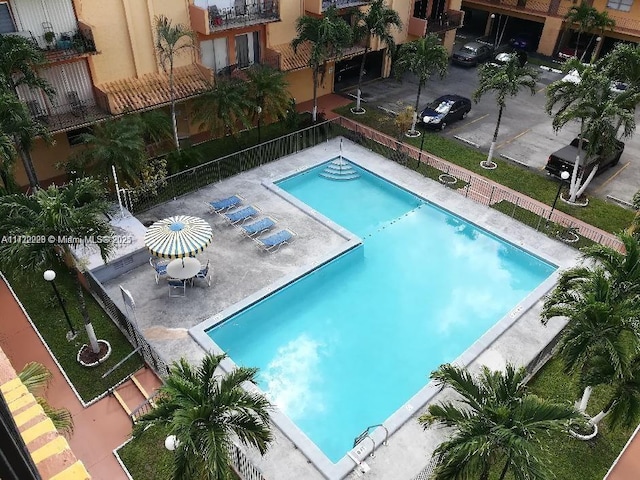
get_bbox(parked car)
[546,137,624,179]
[561,69,629,94]
[491,50,528,67]
[558,39,589,60]
[452,42,493,67]
[419,94,472,130]
[509,33,536,51]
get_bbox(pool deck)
[103,137,580,480]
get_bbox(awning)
[269,42,366,72]
[95,64,211,114]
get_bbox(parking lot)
[343,40,640,205]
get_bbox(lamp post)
[547,170,570,225]
[43,270,77,341]
[256,106,262,144]
[490,14,498,50]
[418,131,426,167]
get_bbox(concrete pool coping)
[102,137,581,480]
[189,153,567,480]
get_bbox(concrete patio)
[101,137,580,480]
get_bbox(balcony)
[25,98,110,133]
[189,1,279,35]
[462,0,555,16]
[322,0,370,9]
[303,0,369,15]
[409,9,464,37]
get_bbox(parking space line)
[594,162,630,193]
[496,128,531,150]
[448,113,489,134]
[536,86,547,94]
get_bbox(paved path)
[0,277,161,480]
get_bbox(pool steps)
[320,158,361,181]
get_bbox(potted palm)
[43,31,56,50]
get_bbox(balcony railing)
[41,25,98,63]
[409,9,464,37]
[190,2,279,34]
[212,1,279,32]
[25,99,110,133]
[322,0,370,9]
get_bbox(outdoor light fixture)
[256,106,263,143]
[547,170,570,224]
[165,435,180,451]
[43,270,77,341]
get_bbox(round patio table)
[166,257,201,280]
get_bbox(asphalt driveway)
[341,46,640,205]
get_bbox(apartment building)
[460,0,640,58]
[2,0,466,188]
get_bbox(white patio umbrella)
[144,215,213,259]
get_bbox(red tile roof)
[269,42,365,72]
[96,64,210,114]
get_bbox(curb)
[539,65,563,74]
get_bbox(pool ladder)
[352,424,389,458]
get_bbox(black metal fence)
[83,271,170,379]
[209,1,279,30]
[122,119,338,214]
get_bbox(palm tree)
[630,190,640,237]
[0,34,55,188]
[0,91,49,192]
[134,353,273,480]
[546,60,637,202]
[351,0,402,114]
[585,11,615,63]
[563,2,598,59]
[193,78,253,139]
[420,363,581,480]
[245,65,291,141]
[0,178,115,354]
[583,352,640,429]
[69,116,148,186]
[603,42,640,91]
[473,57,538,169]
[393,35,449,136]
[154,15,195,151]
[291,6,353,122]
[18,362,73,436]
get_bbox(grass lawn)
[524,357,636,480]
[6,265,143,402]
[118,424,174,480]
[334,104,635,235]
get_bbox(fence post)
[488,185,495,204]
[511,197,519,217]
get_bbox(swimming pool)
[206,159,556,466]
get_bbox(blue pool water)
[208,160,556,463]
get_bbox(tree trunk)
[484,105,503,165]
[575,31,582,58]
[14,136,39,189]
[591,409,610,426]
[575,164,598,198]
[312,65,319,123]
[578,386,592,413]
[169,58,180,151]
[73,278,99,353]
[355,43,370,112]
[498,454,512,480]
[411,81,423,134]
[569,120,584,202]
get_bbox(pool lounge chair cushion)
[224,205,259,225]
[240,217,276,237]
[207,195,243,213]
[255,229,295,252]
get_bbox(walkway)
[605,424,640,480]
[296,93,352,120]
[0,277,161,480]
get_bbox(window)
[607,0,633,11]
[0,2,16,33]
[200,37,229,73]
[235,31,260,68]
[66,126,93,146]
